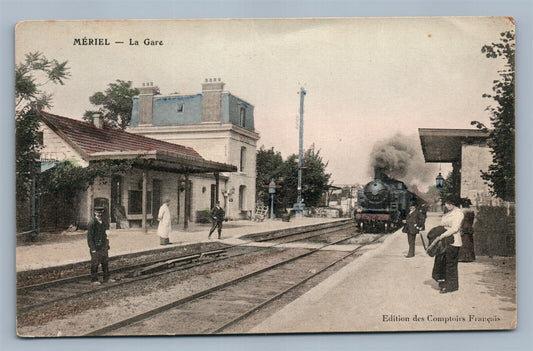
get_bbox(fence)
[471,195,515,257]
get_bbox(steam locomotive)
[355,168,424,232]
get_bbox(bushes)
[473,206,515,256]
[196,209,211,223]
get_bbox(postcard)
[15,17,516,336]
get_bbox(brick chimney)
[92,113,104,129]
[138,82,158,125]
[201,78,224,123]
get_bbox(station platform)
[15,216,345,273]
[249,212,516,332]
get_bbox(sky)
[15,17,512,189]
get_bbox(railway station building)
[34,111,237,232]
[418,128,515,256]
[127,79,260,222]
[418,128,492,205]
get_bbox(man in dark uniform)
[402,204,425,258]
[208,202,225,240]
[87,207,114,285]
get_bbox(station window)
[239,106,246,127]
[239,185,246,211]
[210,184,217,209]
[128,190,152,215]
[240,146,246,172]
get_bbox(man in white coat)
[157,199,172,245]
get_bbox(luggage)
[426,226,454,257]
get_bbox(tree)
[15,52,70,200]
[255,146,284,206]
[472,31,515,202]
[298,145,331,206]
[83,80,142,130]
[256,144,331,211]
[438,172,460,205]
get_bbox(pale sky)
[15,17,513,189]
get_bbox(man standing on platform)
[402,204,425,258]
[208,201,225,239]
[87,207,114,285]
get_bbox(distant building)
[128,79,260,220]
[419,128,515,258]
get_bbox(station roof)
[418,128,490,163]
[39,111,237,174]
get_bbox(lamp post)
[269,179,277,220]
[295,86,306,215]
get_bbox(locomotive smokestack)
[374,167,384,180]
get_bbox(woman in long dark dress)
[458,209,476,262]
[431,199,464,294]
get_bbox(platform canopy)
[418,128,490,163]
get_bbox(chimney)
[138,82,158,125]
[92,113,104,129]
[374,167,384,180]
[201,78,224,123]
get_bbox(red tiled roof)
[39,111,203,159]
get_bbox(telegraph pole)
[296,86,306,214]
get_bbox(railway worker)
[208,201,225,240]
[430,198,464,294]
[157,199,172,245]
[402,204,424,258]
[87,207,114,285]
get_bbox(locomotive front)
[355,178,394,231]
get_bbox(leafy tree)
[438,172,460,206]
[83,80,142,130]
[298,145,331,206]
[255,146,284,206]
[39,159,136,228]
[471,31,515,202]
[15,52,70,200]
[279,154,299,209]
[40,159,136,197]
[256,144,331,212]
[438,171,472,209]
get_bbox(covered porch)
[88,150,237,232]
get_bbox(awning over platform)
[89,150,237,174]
[418,128,489,163]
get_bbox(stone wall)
[460,143,492,200]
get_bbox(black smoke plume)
[369,133,438,188]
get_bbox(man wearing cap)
[87,207,114,285]
[402,204,425,258]
[208,201,225,240]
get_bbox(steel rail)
[211,233,386,334]
[18,222,354,315]
[18,221,352,290]
[83,230,368,336]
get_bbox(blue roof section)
[153,94,202,126]
[130,92,255,131]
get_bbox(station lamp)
[435,172,445,189]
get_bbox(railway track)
[84,232,386,336]
[17,221,355,316]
